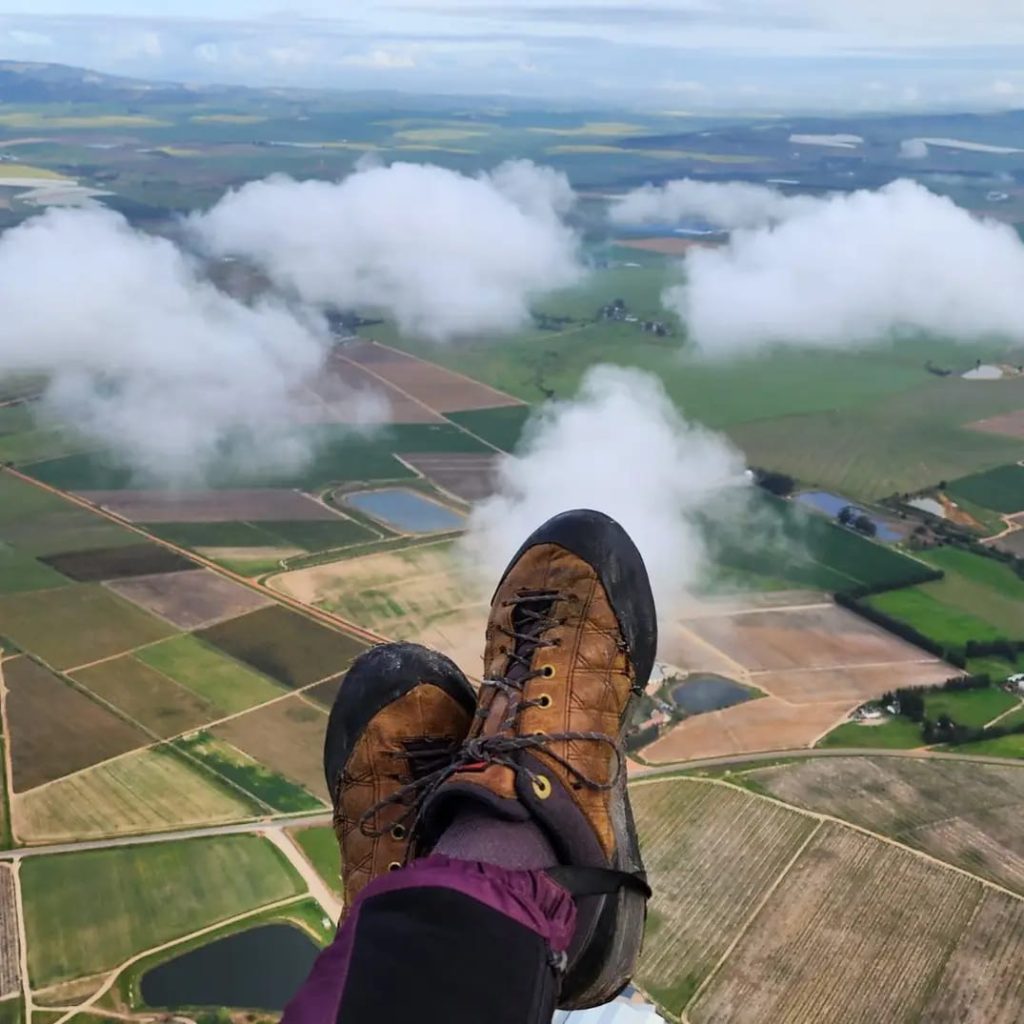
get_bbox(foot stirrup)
[547,866,651,900]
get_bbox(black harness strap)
[547,865,652,900]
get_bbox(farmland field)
[868,587,1003,646]
[632,780,817,1014]
[0,506,138,557]
[135,634,287,714]
[72,656,218,738]
[390,452,499,503]
[0,585,175,670]
[445,406,531,452]
[289,825,341,895]
[0,866,19,998]
[175,732,323,813]
[13,746,258,842]
[20,835,303,985]
[5,657,148,790]
[0,546,68,594]
[817,717,924,749]
[747,756,1024,894]
[38,544,193,582]
[196,605,368,688]
[106,569,273,629]
[211,695,330,803]
[948,463,1024,514]
[82,488,341,523]
[921,890,1024,1023]
[269,541,488,677]
[923,685,1018,727]
[690,825,980,1024]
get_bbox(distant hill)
[0,60,197,103]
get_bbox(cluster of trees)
[837,504,878,538]
[751,467,795,497]
[924,715,1024,747]
[879,675,990,724]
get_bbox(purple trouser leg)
[283,855,577,1024]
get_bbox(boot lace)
[355,588,627,840]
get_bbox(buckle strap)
[546,865,652,900]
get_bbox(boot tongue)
[479,591,555,738]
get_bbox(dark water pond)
[671,675,754,714]
[140,924,320,1011]
[345,487,465,533]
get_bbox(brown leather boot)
[418,509,657,1010]
[324,642,475,912]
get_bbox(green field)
[176,732,323,813]
[868,587,1003,647]
[0,739,10,849]
[23,424,492,492]
[136,635,287,715]
[21,835,304,985]
[148,518,377,554]
[924,687,1019,728]
[0,473,69,523]
[291,825,341,895]
[951,731,1024,758]
[0,585,176,669]
[968,653,1024,680]
[705,492,936,593]
[948,463,1024,514]
[817,718,924,750]
[0,1000,21,1024]
[866,547,1024,649]
[444,406,531,452]
[0,545,69,594]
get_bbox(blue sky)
[2,1,1024,110]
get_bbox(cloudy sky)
[3,1,1024,110]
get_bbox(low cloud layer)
[460,365,749,617]
[191,159,583,340]
[658,178,1024,353]
[0,206,381,483]
[611,178,820,230]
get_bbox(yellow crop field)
[0,164,69,180]
[0,113,167,129]
[14,746,257,842]
[191,114,268,123]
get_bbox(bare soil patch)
[5,656,148,791]
[686,604,938,672]
[311,353,442,424]
[988,528,1024,557]
[753,661,954,705]
[212,695,329,803]
[399,452,500,503]
[106,569,272,629]
[81,488,339,523]
[616,237,716,255]
[967,409,1024,438]
[644,697,850,763]
[345,340,523,413]
[39,543,193,582]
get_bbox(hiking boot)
[419,509,657,1010]
[324,642,476,911]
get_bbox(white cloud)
[190,160,583,340]
[665,179,1024,354]
[460,364,749,617]
[341,48,416,70]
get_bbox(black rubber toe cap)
[498,509,657,690]
[323,642,476,802]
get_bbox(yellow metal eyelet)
[532,774,552,800]
[540,664,556,679]
[391,824,407,840]
[536,694,553,709]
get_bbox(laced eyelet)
[536,693,553,709]
[532,774,552,800]
[391,824,407,840]
[387,861,403,872]
[540,665,556,679]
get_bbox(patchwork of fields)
[647,599,955,763]
[633,768,1024,1023]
